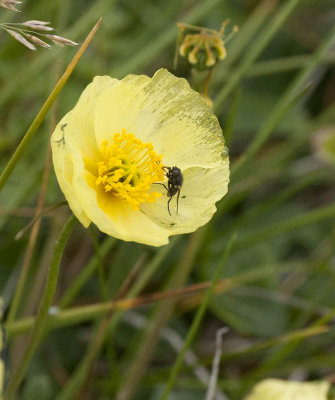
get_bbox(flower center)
[96,129,164,210]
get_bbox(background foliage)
[1,0,335,399]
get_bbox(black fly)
[155,166,183,216]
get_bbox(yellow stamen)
[96,129,164,210]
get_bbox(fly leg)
[176,188,181,215]
[167,196,172,216]
[153,182,168,191]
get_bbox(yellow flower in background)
[245,379,330,400]
[51,69,229,246]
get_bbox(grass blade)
[0,18,102,192]
[5,214,77,400]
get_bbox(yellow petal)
[140,161,229,234]
[93,74,152,145]
[245,379,330,400]
[51,131,90,227]
[94,69,226,169]
[51,76,118,227]
[52,75,118,161]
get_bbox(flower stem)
[5,214,77,400]
[201,67,214,99]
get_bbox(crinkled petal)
[94,69,226,169]
[140,160,229,234]
[93,75,152,145]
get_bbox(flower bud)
[179,31,226,71]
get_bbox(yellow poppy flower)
[245,379,330,400]
[51,69,229,246]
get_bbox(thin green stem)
[5,214,77,400]
[14,200,67,241]
[246,52,335,77]
[201,68,214,98]
[235,202,335,251]
[0,23,51,38]
[0,18,102,192]
[161,233,236,400]
[176,22,219,35]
